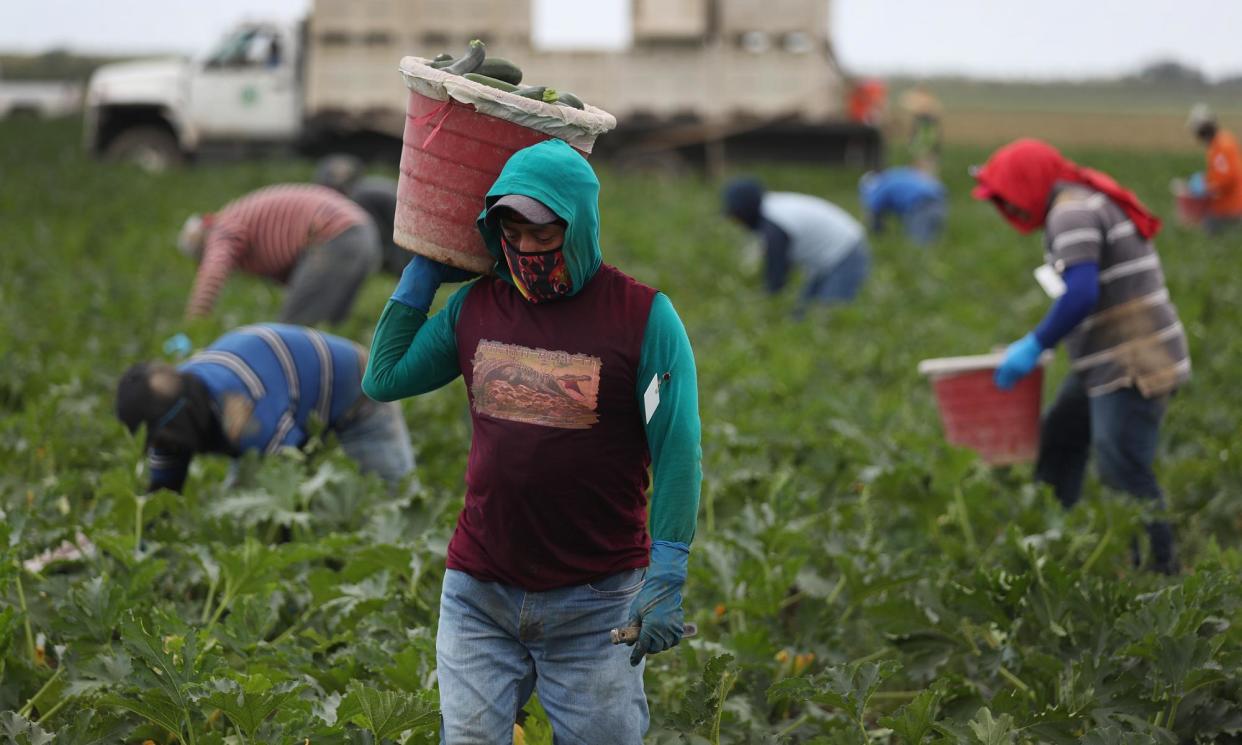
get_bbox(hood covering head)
[476,139,602,295]
[722,178,765,230]
[971,138,1161,238]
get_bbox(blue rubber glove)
[1188,171,1208,198]
[994,333,1043,390]
[391,255,477,313]
[626,540,688,666]
[162,332,192,359]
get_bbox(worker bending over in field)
[974,139,1189,575]
[116,323,413,492]
[177,184,381,325]
[723,178,870,318]
[363,139,701,743]
[859,166,948,246]
[1184,104,1242,234]
[315,154,409,276]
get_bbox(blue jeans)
[798,239,870,315]
[436,567,648,744]
[334,396,415,484]
[1034,374,1175,571]
[904,199,946,246]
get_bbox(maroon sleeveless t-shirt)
[447,264,659,590]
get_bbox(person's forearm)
[362,301,430,401]
[1033,262,1099,348]
[148,452,189,493]
[648,417,701,545]
[362,297,464,401]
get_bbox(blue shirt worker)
[115,324,414,491]
[859,167,948,246]
[723,179,870,317]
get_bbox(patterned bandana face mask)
[501,238,573,303]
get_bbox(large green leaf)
[51,710,128,745]
[102,690,188,742]
[967,707,1015,745]
[191,675,302,740]
[337,680,439,741]
[0,712,54,745]
[879,681,946,744]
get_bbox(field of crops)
[2,117,1240,743]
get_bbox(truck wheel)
[104,127,183,173]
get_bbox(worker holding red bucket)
[972,139,1191,575]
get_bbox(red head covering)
[971,138,1161,238]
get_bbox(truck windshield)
[204,27,260,67]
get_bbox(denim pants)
[436,567,648,745]
[903,199,946,246]
[798,238,870,315]
[279,222,382,325]
[1034,374,1175,570]
[334,395,415,484]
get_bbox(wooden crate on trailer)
[717,0,829,35]
[634,0,710,41]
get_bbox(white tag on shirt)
[643,374,661,424]
[1034,263,1066,299]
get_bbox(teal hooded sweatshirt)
[363,139,701,553]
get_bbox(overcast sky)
[4,0,1242,80]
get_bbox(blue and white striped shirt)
[148,324,367,491]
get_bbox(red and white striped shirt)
[186,184,370,317]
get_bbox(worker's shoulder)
[1046,187,1112,233]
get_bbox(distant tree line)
[0,50,135,82]
[1128,59,1242,88]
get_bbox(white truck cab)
[85,21,302,170]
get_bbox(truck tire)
[104,127,183,173]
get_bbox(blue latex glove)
[162,332,192,359]
[1188,171,1208,198]
[391,255,477,313]
[994,333,1043,390]
[626,540,689,666]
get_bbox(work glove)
[626,540,688,666]
[391,255,477,313]
[162,332,193,359]
[1188,171,1208,198]
[994,332,1043,390]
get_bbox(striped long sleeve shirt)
[1044,185,1191,398]
[148,324,369,492]
[186,185,370,317]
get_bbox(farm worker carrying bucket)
[971,138,1190,575]
[1175,103,1242,234]
[362,139,702,741]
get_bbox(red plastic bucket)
[394,92,560,273]
[918,354,1045,465]
[1174,193,1207,227]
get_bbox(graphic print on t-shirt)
[470,340,602,429]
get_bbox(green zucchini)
[555,91,585,110]
[430,58,456,69]
[443,40,486,75]
[513,85,548,101]
[477,58,523,85]
[432,52,454,62]
[465,73,518,93]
